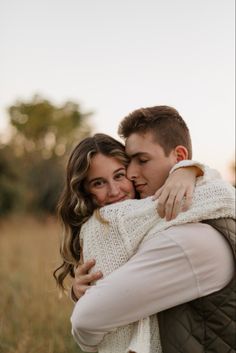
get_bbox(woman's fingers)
[157,184,181,219]
[156,184,194,221]
[156,186,170,218]
[165,188,182,221]
[154,166,197,220]
[182,185,194,212]
[167,187,187,220]
[152,185,164,201]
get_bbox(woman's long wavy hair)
[54,133,130,290]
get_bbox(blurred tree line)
[0,95,92,217]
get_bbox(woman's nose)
[108,183,120,196]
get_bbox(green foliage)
[0,95,93,217]
[25,154,65,214]
[8,94,92,158]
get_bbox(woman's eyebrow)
[113,167,126,174]
[87,177,103,185]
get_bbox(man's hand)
[153,166,201,221]
[72,259,103,300]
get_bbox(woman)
[54,133,234,353]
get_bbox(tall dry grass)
[0,216,83,353]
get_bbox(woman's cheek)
[126,181,136,198]
[92,192,104,207]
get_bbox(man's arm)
[72,260,103,301]
[71,223,234,349]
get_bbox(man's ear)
[174,145,189,162]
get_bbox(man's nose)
[127,162,138,180]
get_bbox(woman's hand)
[153,166,202,221]
[72,259,103,301]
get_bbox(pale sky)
[0,0,235,181]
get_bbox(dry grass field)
[0,216,83,353]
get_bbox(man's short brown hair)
[118,105,192,158]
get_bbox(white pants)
[71,223,234,350]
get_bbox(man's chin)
[139,190,150,199]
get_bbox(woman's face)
[85,153,135,207]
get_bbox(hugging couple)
[54,106,235,353]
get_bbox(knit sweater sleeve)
[108,180,235,257]
[100,197,160,258]
[169,160,221,185]
[146,178,235,238]
[99,176,235,258]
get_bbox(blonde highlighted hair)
[54,133,129,290]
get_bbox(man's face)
[125,132,178,198]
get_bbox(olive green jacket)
[158,218,236,353]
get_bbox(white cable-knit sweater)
[77,167,235,353]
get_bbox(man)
[72,106,235,352]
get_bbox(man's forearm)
[71,223,234,348]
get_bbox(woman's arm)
[153,160,221,221]
[101,197,160,258]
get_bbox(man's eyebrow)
[128,152,149,158]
